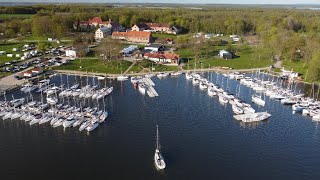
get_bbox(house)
[88,17,103,27]
[146,23,171,33]
[143,52,180,65]
[112,31,152,44]
[111,32,127,40]
[106,22,125,32]
[144,44,165,52]
[95,27,111,40]
[12,48,19,52]
[7,54,13,57]
[0,51,6,55]
[168,25,182,35]
[131,23,149,31]
[219,50,233,60]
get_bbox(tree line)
[1,4,320,81]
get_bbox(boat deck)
[233,112,271,122]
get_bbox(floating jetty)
[147,86,159,97]
[143,77,155,86]
[233,112,271,122]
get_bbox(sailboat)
[154,125,166,170]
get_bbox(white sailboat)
[154,125,166,170]
[252,94,265,106]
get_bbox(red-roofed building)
[146,23,170,32]
[143,52,180,65]
[88,17,103,26]
[112,31,152,43]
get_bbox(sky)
[2,0,320,4]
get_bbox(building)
[95,27,111,40]
[146,23,171,33]
[144,44,165,52]
[65,47,89,58]
[131,23,150,31]
[168,26,182,35]
[88,17,103,27]
[112,31,152,44]
[143,52,180,65]
[219,50,233,60]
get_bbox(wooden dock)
[147,86,159,97]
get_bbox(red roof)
[146,23,170,28]
[126,31,151,38]
[88,17,103,24]
[144,52,179,60]
[112,31,151,39]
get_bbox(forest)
[1,4,320,81]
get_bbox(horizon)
[1,0,320,5]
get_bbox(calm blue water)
[0,73,320,180]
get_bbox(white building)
[95,27,111,40]
[144,44,164,52]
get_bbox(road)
[54,66,271,77]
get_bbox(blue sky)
[2,0,320,4]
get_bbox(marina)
[1,71,320,179]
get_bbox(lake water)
[1,73,320,180]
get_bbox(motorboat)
[138,83,147,95]
[252,95,265,106]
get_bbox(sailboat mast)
[156,125,159,150]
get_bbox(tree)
[307,50,320,82]
[4,29,15,38]
[95,37,121,63]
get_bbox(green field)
[282,60,309,78]
[0,43,26,64]
[179,45,273,70]
[152,33,177,40]
[53,59,133,74]
[128,60,179,73]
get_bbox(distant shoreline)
[1,2,320,9]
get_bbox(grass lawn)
[180,45,273,70]
[129,60,179,73]
[0,43,26,64]
[53,59,133,74]
[282,60,309,78]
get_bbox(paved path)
[123,61,137,74]
[55,67,271,77]
[274,60,283,68]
